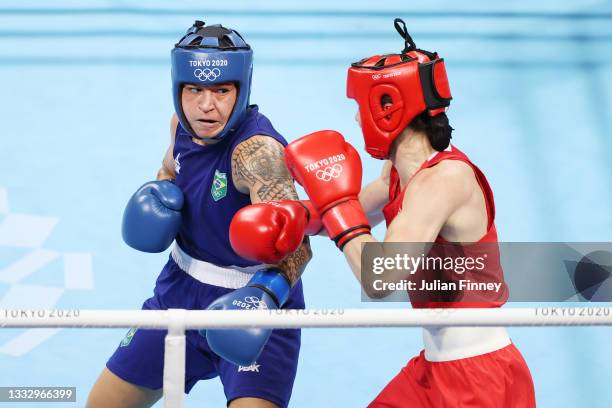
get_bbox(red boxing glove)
[284,130,370,249]
[230,200,322,264]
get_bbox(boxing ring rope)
[2,307,611,407]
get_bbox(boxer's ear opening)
[381,94,393,107]
[371,85,403,131]
[381,94,394,120]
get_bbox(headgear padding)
[171,21,253,142]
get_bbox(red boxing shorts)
[368,344,535,408]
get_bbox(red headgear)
[347,19,452,159]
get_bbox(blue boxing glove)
[203,268,290,366]
[122,180,184,253]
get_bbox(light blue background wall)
[1,1,611,406]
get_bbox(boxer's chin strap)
[394,18,416,53]
[188,128,225,145]
[196,138,222,145]
[177,110,225,145]
[179,106,241,146]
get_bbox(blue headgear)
[171,20,253,142]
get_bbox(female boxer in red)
[229,18,536,407]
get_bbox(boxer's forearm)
[359,160,391,227]
[359,179,388,227]
[231,135,313,286]
[342,234,366,282]
[159,119,178,181]
[342,234,389,298]
[277,239,312,285]
[156,166,175,181]
[343,234,433,299]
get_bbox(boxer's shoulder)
[424,158,474,181]
[406,160,475,208]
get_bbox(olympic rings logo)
[316,164,343,182]
[193,68,221,81]
[244,296,268,310]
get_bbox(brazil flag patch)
[120,327,138,347]
[211,170,228,201]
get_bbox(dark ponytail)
[408,112,453,151]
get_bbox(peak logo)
[238,363,261,373]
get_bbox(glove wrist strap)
[322,200,371,249]
[334,227,371,250]
[248,268,291,306]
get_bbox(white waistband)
[171,244,266,289]
[423,326,511,362]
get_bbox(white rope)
[2,307,610,407]
[0,307,611,328]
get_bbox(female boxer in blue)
[86,21,311,408]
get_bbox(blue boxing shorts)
[107,254,304,408]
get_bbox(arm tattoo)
[277,237,312,284]
[232,136,312,285]
[232,137,298,201]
